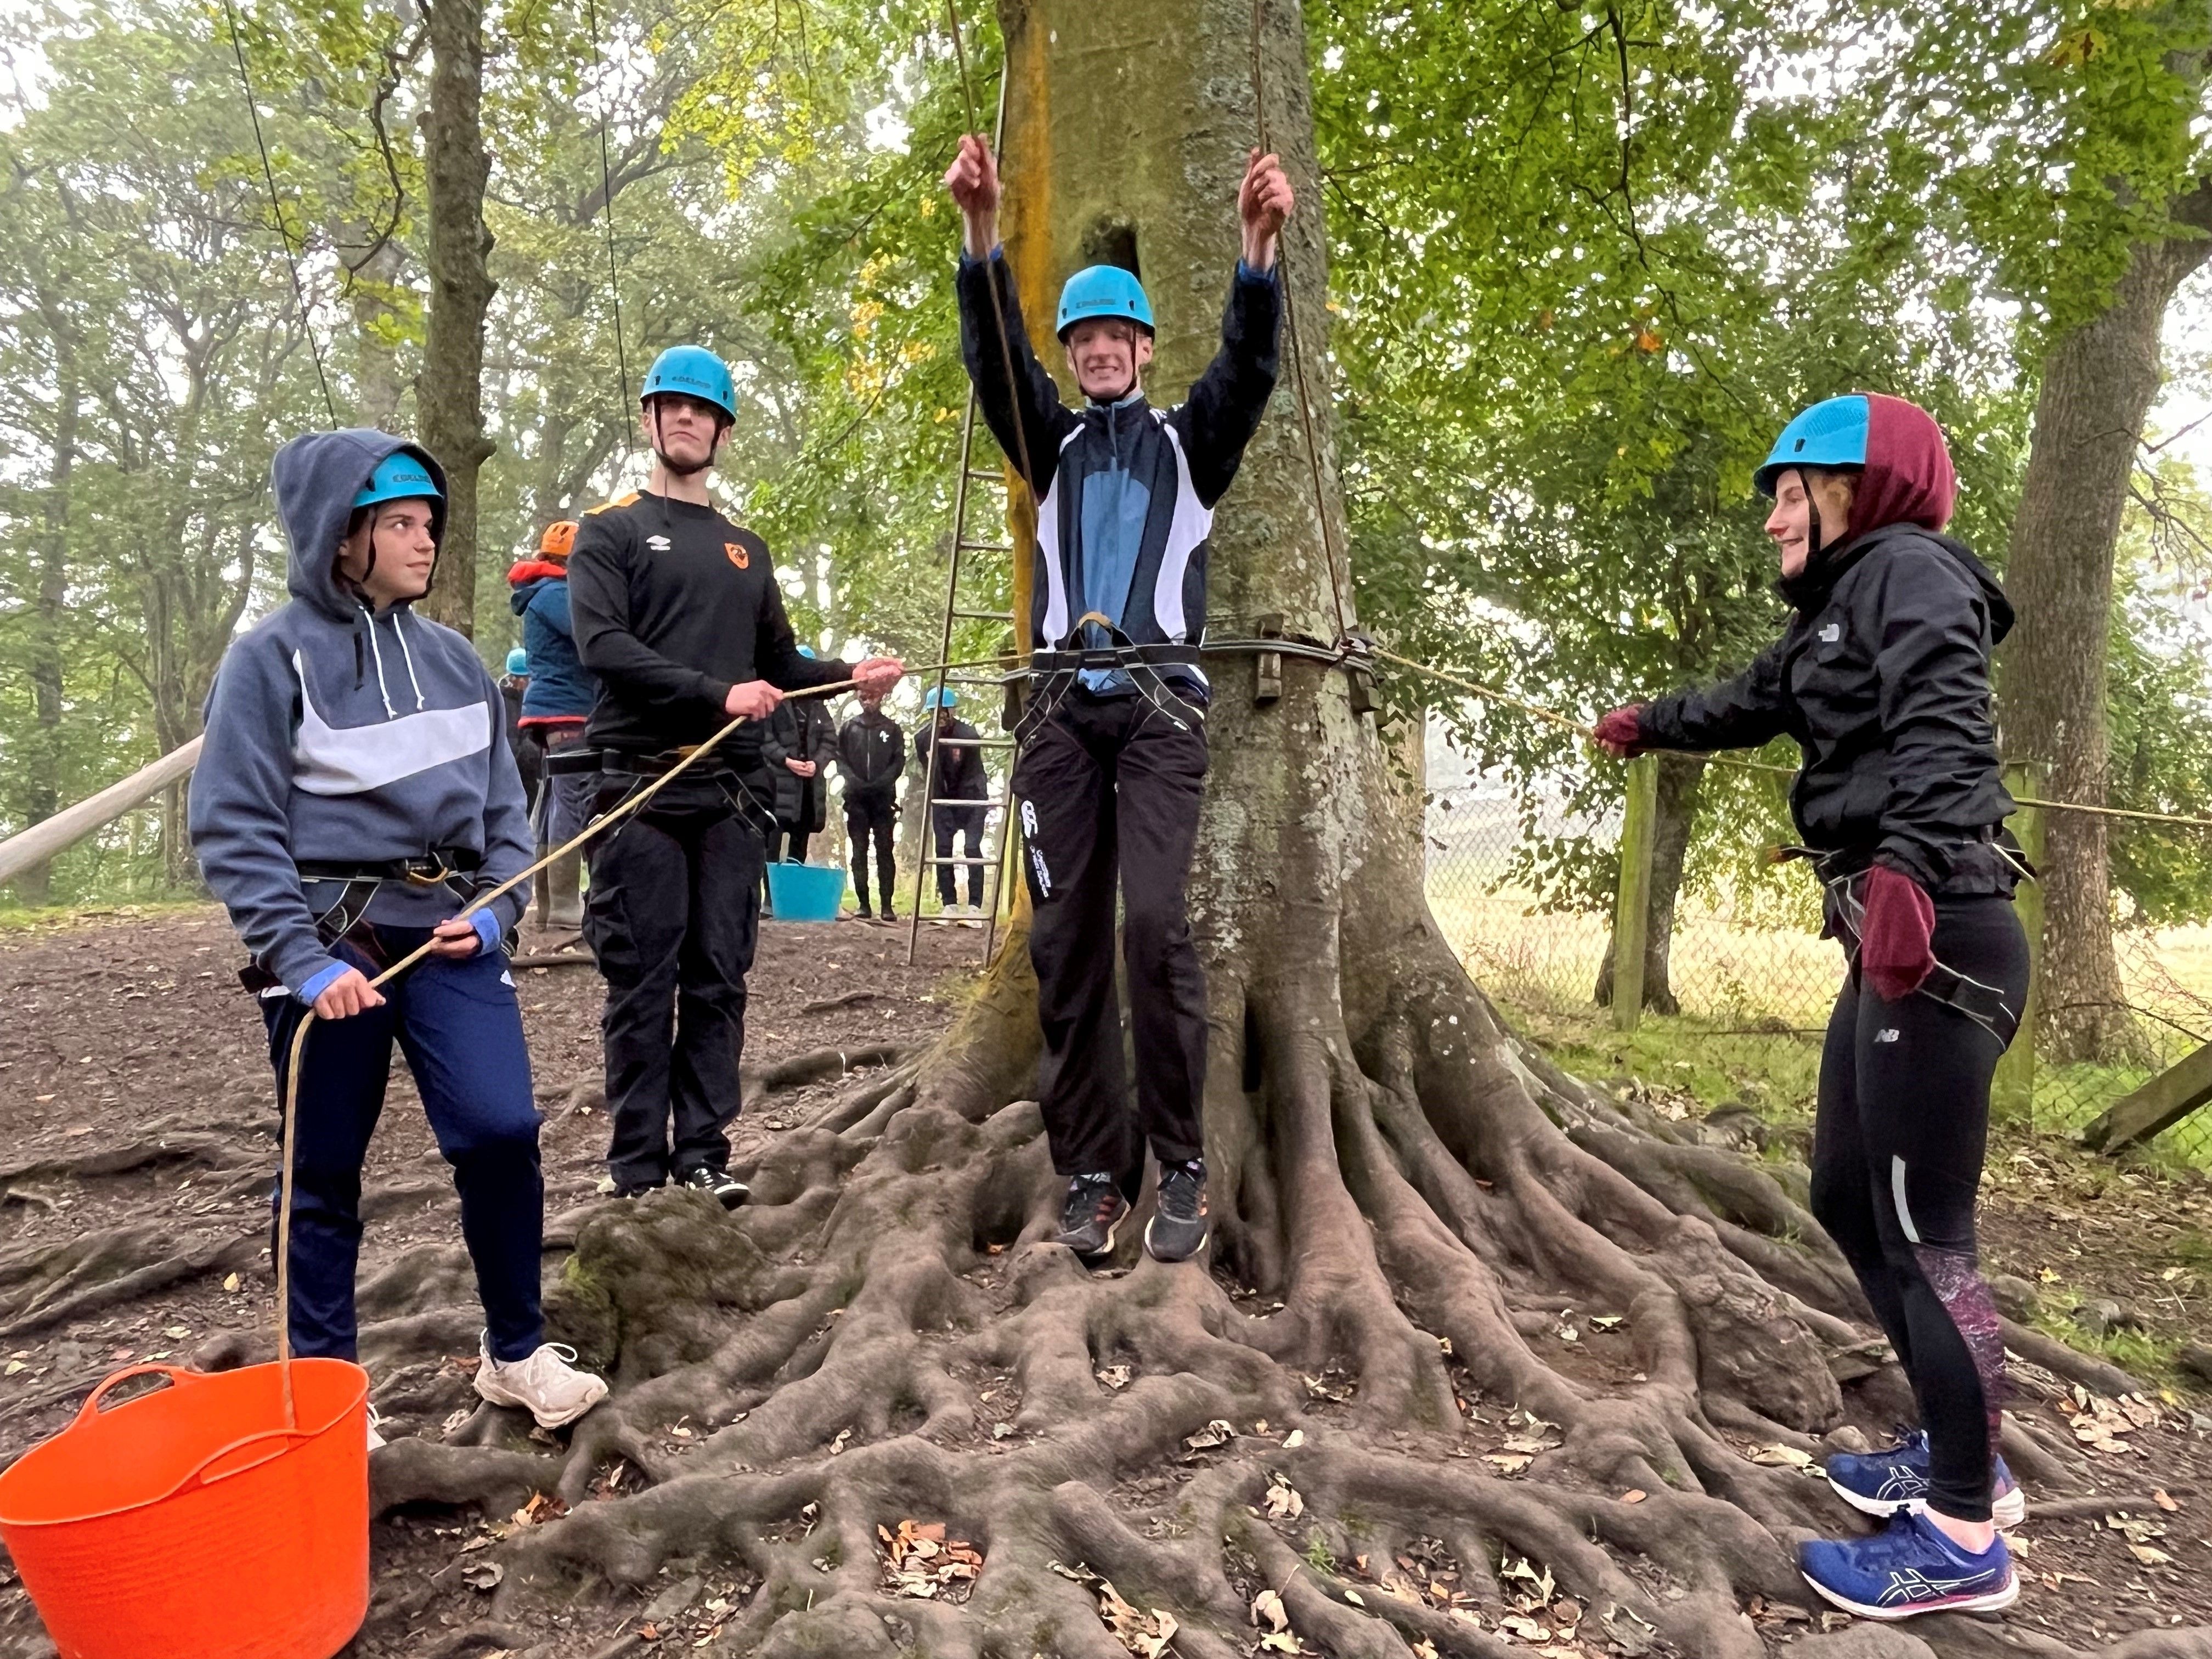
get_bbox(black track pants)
[585,781,764,1190]
[845,791,897,913]
[1013,692,1208,1178]
[934,806,987,907]
[1811,895,2030,1523]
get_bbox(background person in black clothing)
[945,132,1288,1265]
[913,689,988,914]
[837,684,906,921]
[568,345,902,1205]
[762,657,838,868]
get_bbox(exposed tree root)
[314,887,2189,1659]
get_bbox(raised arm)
[1172,149,1290,506]
[946,133,1072,494]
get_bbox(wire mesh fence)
[1420,724,2212,1167]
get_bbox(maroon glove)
[1592,704,1646,758]
[1858,865,1936,1002]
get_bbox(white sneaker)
[473,1334,610,1429]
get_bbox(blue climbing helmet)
[1056,265,1154,340]
[353,450,443,511]
[505,647,529,675]
[923,687,958,709]
[796,644,816,659]
[641,345,737,422]
[1754,395,1870,496]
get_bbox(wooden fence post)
[1612,754,1658,1032]
[1991,760,2046,1125]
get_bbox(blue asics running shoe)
[1800,1511,2018,1620]
[1824,1429,2025,1530]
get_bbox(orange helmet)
[538,520,578,560]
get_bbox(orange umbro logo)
[725,542,749,569]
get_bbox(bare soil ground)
[0,908,2207,1657]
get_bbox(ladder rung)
[955,540,1013,554]
[935,736,1014,748]
[943,674,1007,686]
[930,797,999,808]
[924,856,996,866]
[964,467,1007,482]
[951,609,1013,623]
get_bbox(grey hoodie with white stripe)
[188,429,533,995]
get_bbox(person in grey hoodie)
[189,429,608,1434]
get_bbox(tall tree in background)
[416,0,496,637]
[2002,179,2212,1060]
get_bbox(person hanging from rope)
[568,346,904,1205]
[1594,394,2032,1621]
[837,679,906,922]
[914,688,990,917]
[190,432,609,1435]
[943,132,1291,1262]
[508,520,595,930]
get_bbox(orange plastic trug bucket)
[0,1359,370,1659]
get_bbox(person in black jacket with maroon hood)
[1596,395,2031,1622]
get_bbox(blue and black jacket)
[956,250,1281,698]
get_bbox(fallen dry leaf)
[1252,1588,1289,1631]
[1620,1489,1647,1504]
[1265,1477,1305,1520]
[460,1561,504,1592]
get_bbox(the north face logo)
[1819,623,1841,644]
[726,542,749,569]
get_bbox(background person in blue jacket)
[508,518,594,928]
[189,432,608,1432]
[943,131,1290,1265]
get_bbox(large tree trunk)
[1595,754,1704,1015]
[1998,184,2212,1063]
[10,343,77,907]
[414,0,496,639]
[346,6,2166,1653]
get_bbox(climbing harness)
[1820,862,2023,1050]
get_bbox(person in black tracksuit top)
[1596,394,2031,1619]
[763,691,838,867]
[913,697,990,911]
[944,132,1293,1263]
[568,346,903,1204]
[837,688,906,920]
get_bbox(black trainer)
[679,1165,749,1209]
[1146,1160,1209,1262]
[1054,1172,1128,1257]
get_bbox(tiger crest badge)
[725,541,749,569]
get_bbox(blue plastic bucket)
[766,861,845,922]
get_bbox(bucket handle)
[71,1365,331,1503]
[71,1363,208,1425]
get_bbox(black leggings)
[1810,895,2030,1523]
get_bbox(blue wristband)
[469,910,503,954]
[296,962,348,1006]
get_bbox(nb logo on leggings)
[1875,1028,1900,1043]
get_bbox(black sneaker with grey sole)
[1054,1171,1129,1256]
[679,1165,750,1209]
[1146,1159,1210,1262]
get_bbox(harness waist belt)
[1029,642,1204,674]
[597,746,754,781]
[297,848,483,887]
[544,744,606,776]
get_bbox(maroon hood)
[1844,393,1956,543]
